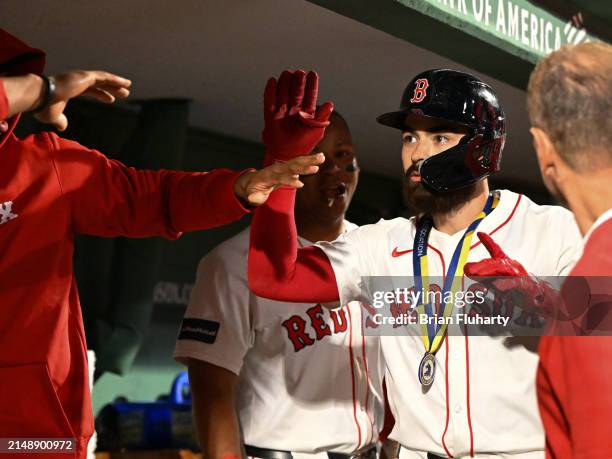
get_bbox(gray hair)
[527,42,612,170]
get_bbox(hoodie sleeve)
[49,134,252,238]
[0,80,9,120]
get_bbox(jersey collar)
[583,207,612,244]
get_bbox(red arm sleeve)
[248,186,339,303]
[0,80,9,120]
[51,134,251,238]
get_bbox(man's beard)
[403,171,478,216]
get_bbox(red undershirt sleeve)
[248,186,340,303]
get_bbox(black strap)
[328,454,352,459]
[33,75,56,113]
[330,448,377,459]
[245,445,376,459]
[244,445,293,459]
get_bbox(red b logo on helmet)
[410,79,429,103]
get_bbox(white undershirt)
[583,207,612,244]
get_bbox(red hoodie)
[0,30,251,458]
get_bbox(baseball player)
[174,110,385,459]
[248,69,583,458]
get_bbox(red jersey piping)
[346,305,363,449]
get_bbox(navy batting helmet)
[377,69,506,192]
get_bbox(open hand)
[34,70,132,131]
[234,153,325,206]
[262,70,334,162]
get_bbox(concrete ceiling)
[3,0,544,190]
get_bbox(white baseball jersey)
[316,190,583,458]
[174,223,385,454]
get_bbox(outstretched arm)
[464,232,589,334]
[52,135,324,238]
[248,70,339,303]
[0,70,131,130]
[249,186,339,303]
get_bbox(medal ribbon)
[412,192,499,355]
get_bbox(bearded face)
[402,164,479,216]
[399,115,480,216]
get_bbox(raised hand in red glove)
[262,70,334,163]
[464,232,557,315]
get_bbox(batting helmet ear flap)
[377,69,506,192]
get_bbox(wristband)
[33,75,56,113]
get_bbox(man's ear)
[530,127,553,161]
[530,127,557,176]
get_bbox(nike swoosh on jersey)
[391,247,412,257]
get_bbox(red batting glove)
[262,70,334,163]
[464,232,557,315]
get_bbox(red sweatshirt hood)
[0,28,46,148]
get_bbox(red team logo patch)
[410,78,429,103]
